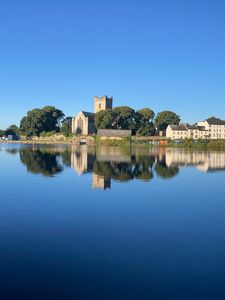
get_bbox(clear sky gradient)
[0,0,224,129]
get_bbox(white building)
[166,117,225,140]
[166,124,209,140]
[197,117,225,139]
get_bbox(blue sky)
[0,0,224,129]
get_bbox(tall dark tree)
[94,110,114,130]
[60,117,72,137]
[154,111,180,131]
[5,124,20,136]
[112,106,136,131]
[20,106,64,137]
[0,129,5,136]
[136,108,155,136]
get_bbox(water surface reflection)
[2,144,225,189]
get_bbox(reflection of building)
[72,96,113,135]
[96,146,131,163]
[165,148,225,172]
[92,174,111,190]
[71,146,225,191]
[71,146,95,175]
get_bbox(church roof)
[80,111,95,121]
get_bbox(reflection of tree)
[155,157,179,179]
[61,149,71,167]
[93,157,155,183]
[5,148,20,155]
[20,148,63,177]
[93,161,112,180]
[111,162,134,181]
[134,156,155,181]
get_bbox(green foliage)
[169,138,225,151]
[60,117,72,137]
[39,131,57,138]
[154,111,180,131]
[5,124,20,136]
[0,129,5,136]
[112,106,136,131]
[136,122,156,136]
[137,108,155,122]
[94,106,156,136]
[94,110,114,130]
[20,106,64,137]
[93,135,101,145]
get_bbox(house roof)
[97,129,132,137]
[186,124,198,130]
[169,125,188,131]
[206,117,225,125]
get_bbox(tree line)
[0,105,180,137]
[95,106,180,135]
[0,106,72,137]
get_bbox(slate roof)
[206,117,225,125]
[169,125,188,131]
[81,111,95,122]
[97,129,132,137]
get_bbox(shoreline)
[1,139,225,151]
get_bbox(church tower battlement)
[94,95,113,113]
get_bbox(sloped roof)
[206,117,225,125]
[81,111,95,122]
[97,129,132,137]
[169,125,188,131]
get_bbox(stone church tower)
[72,95,113,135]
[94,96,113,113]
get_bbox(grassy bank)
[168,139,225,151]
[1,136,225,151]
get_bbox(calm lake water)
[1,143,225,300]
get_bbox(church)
[71,96,113,135]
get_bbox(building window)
[99,104,101,109]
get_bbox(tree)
[20,106,64,137]
[60,117,72,137]
[0,129,5,136]
[137,108,155,122]
[112,106,136,131]
[5,124,20,136]
[137,122,155,136]
[154,111,180,131]
[94,110,114,130]
[136,108,155,136]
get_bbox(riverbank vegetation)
[168,139,225,151]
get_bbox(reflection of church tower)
[94,96,113,113]
[92,173,111,190]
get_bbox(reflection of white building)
[165,148,225,172]
[71,146,88,175]
[71,146,96,175]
